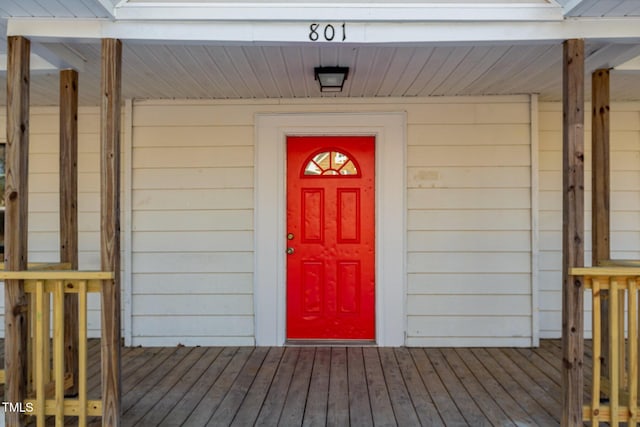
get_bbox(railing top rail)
[570,267,640,277]
[0,271,114,280]
[0,262,72,271]
[599,259,640,268]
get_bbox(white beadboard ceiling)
[1,0,640,105]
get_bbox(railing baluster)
[611,277,620,426]
[592,278,602,425]
[35,280,46,427]
[629,278,638,427]
[54,280,65,425]
[79,280,88,427]
[44,286,51,384]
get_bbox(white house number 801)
[309,23,346,41]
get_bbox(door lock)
[287,233,294,240]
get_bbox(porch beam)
[60,69,79,396]
[592,68,611,381]
[100,38,122,427]
[4,35,31,427]
[562,38,585,427]
[9,17,640,46]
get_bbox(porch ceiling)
[1,0,640,105]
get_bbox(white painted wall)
[537,102,640,339]
[129,96,534,346]
[0,107,106,337]
[2,96,540,347]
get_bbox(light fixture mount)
[314,66,349,93]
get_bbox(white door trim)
[254,112,406,346]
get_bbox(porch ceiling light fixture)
[314,66,349,92]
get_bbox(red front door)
[286,136,375,340]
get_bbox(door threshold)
[285,339,377,347]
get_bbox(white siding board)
[408,295,531,316]
[132,210,253,231]
[408,188,530,209]
[407,146,530,167]
[133,146,253,168]
[408,124,530,146]
[537,101,640,338]
[133,252,253,273]
[132,189,253,210]
[408,166,530,189]
[408,210,531,231]
[408,231,530,252]
[133,126,254,147]
[408,273,531,295]
[133,167,253,190]
[133,294,253,316]
[133,273,253,295]
[407,316,531,338]
[133,231,253,252]
[408,252,531,274]
[132,316,254,337]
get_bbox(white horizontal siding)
[405,98,532,347]
[0,107,110,337]
[130,105,256,346]
[538,102,640,338]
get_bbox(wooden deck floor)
[5,339,592,426]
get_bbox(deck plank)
[363,347,397,426]
[326,347,350,427]
[278,347,315,427]
[302,347,331,427]
[182,346,254,426]
[393,347,444,427]
[207,347,270,426]
[254,347,300,426]
[378,347,422,427]
[125,346,203,424]
[471,348,558,426]
[425,348,491,427]
[454,347,536,426]
[347,347,374,426]
[231,347,285,427]
[409,348,467,426]
[440,348,515,427]
[159,347,238,427]
[486,348,561,422]
[136,347,224,426]
[9,339,600,427]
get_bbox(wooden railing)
[572,265,640,426]
[0,268,113,426]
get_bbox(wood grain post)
[562,38,585,427]
[60,69,79,396]
[100,38,122,427]
[4,35,30,427]
[592,68,611,384]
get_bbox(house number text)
[308,23,346,42]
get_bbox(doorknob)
[287,247,295,255]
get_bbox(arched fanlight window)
[303,150,360,176]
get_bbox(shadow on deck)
[2,339,590,426]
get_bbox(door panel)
[286,136,375,340]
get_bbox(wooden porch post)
[592,68,611,379]
[100,38,122,427]
[60,69,79,396]
[4,35,30,427]
[562,38,585,427]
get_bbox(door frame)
[255,112,406,346]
